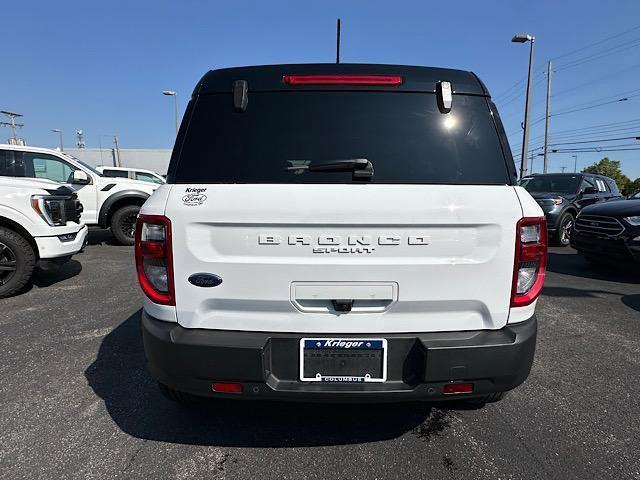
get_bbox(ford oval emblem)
[188,273,223,288]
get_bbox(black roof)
[527,172,607,178]
[194,63,488,97]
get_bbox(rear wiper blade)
[287,158,374,180]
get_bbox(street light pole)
[543,60,552,173]
[512,33,536,179]
[162,90,179,136]
[51,129,63,151]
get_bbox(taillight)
[135,214,174,305]
[282,75,403,86]
[511,217,547,307]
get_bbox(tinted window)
[102,169,129,178]
[135,172,163,184]
[520,175,580,194]
[580,177,596,191]
[173,92,510,184]
[0,150,26,176]
[604,178,619,195]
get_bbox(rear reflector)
[283,75,403,86]
[443,383,474,395]
[212,382,243,394]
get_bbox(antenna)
[336,18,341,64]
[76,129,85,149]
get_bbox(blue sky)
[2,0,640,177]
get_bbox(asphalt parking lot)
[1,231,639,480]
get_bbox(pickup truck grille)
[574,215,624,237]
[64,195,83,224]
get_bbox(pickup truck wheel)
[0,227,36,298]
[110,205,140,246]
[554,212,574,247]
[158,382,199,403]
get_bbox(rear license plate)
[299,338,387,382]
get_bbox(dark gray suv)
[519,173,622,246]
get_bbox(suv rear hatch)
[164,64,522,333]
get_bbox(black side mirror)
[581,186,598,195]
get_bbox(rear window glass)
[102,169,129,178]
[520,175,581,194]
[172,92,510,184]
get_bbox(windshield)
[520,175,580,194]
[171,92,511,184]
[64,155,103,176]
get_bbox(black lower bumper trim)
[142,312,537,402]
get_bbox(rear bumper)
[142,312,537,402]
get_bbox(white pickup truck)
[137,64,546,406]
[0,176,87,297]
[0,145,159,245]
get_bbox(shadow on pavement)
[87,228,119,246]
[547,252,640,284]
[621,294,640,313]
[86,310,434,447]
[33,259,82,288]
[13,259,83,296]
[542,286,620,298]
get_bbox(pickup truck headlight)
[623,216,640,226]
[31,195,67,226]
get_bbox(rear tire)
[110,205,140,246]
[553,212,575,247]
[158,382,199,403]
[0,227,36,298]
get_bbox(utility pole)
[113,135,122,167]
[336,18,341,64]
[530,151,535,174]
[0,111,25,145]
[560,166,567,173]
[542,61,552,174]
[573,154,578,173]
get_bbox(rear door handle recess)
[291,282,398,314]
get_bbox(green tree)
[581,157,630,193]
[625,177,640,197]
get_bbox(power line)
[525,119,640,151]
[550,146,640,153]
[496,76,546,108]
[549,23,640,62]
[540,118,640,137]
[552,96,636,117]
[551,87,640,111]
[548,135,640,147]
[551,62,640,98]
[554,37,640,72]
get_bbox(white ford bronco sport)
[0,145,159,245]
[0,176,87,297]
[137,64,546,405]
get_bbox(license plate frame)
[299,338,388,383]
